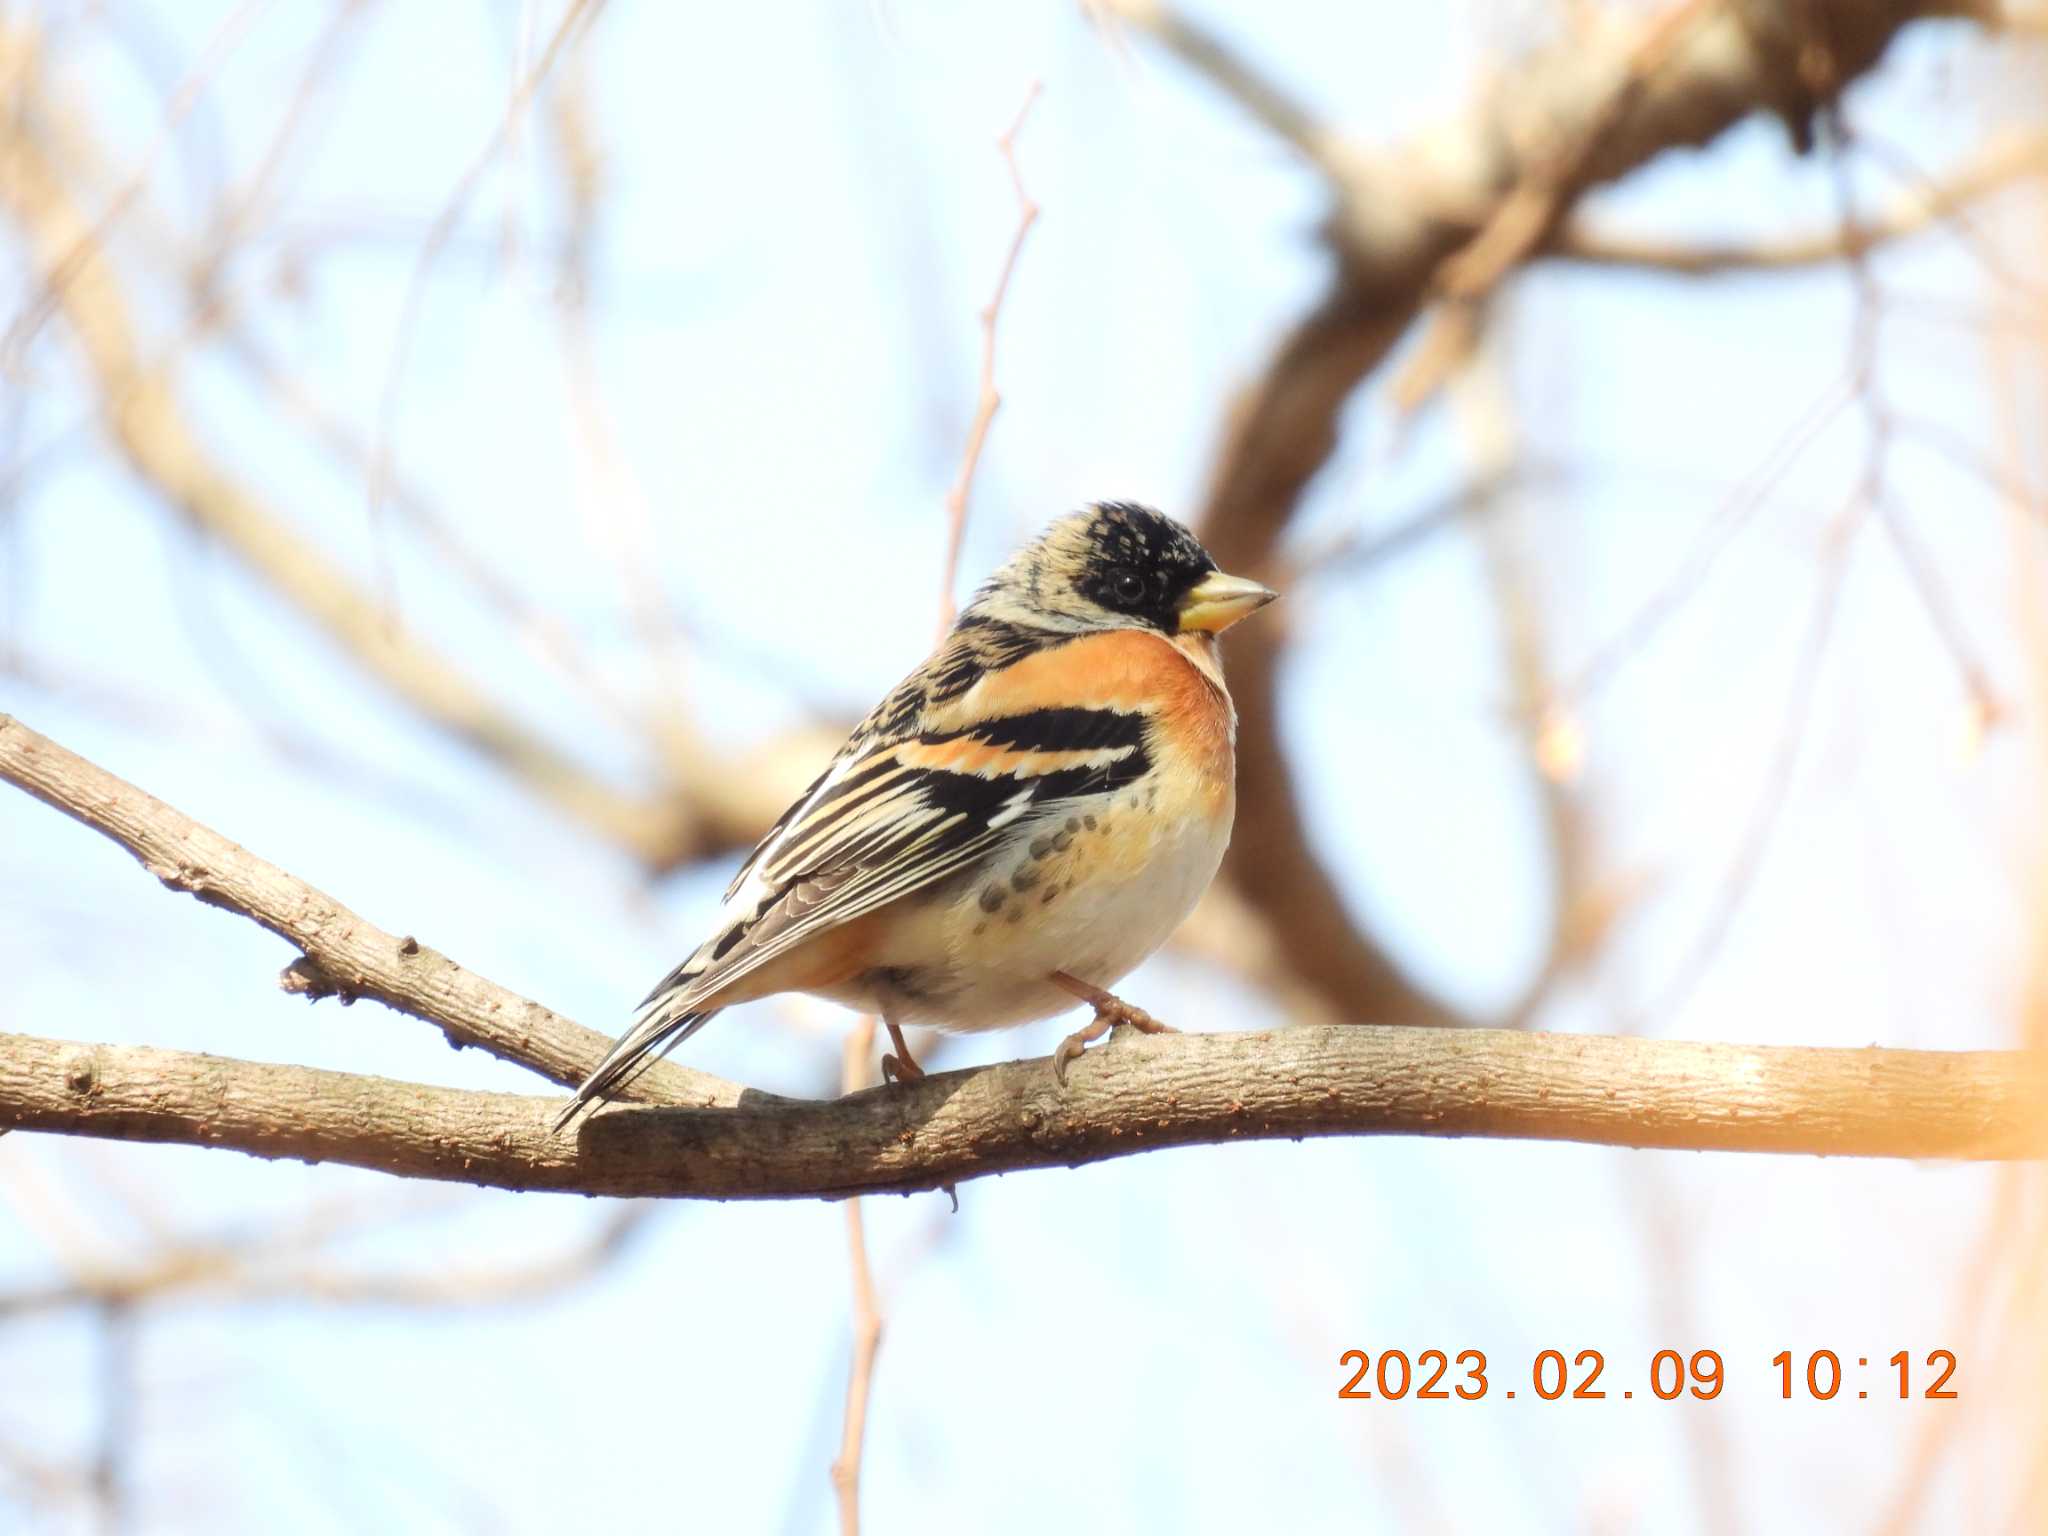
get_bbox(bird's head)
[968,502,1277,639]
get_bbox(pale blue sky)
[3,3,2040,1531]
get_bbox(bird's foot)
[880,1051,925,1085]
[1049,971,1175,1086]
[880,1014,926,1085]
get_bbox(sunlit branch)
[5,716,2045,1204]
[5,1026,2043,1202]
[0,713,746,1110]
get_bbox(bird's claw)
[1051,1025,1100,1087]
[1051,996,1176,1087]
[880,1051,925,1086]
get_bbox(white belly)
[819,776,1234,1031]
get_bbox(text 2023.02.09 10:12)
[1337,1349,1959,1402]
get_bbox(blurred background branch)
[1114,0,2002,1032]
[3,0,2044,1528]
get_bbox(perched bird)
[554,502,1276,1131]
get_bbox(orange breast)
[934,628,1235,808]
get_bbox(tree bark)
[5,711,2043,1200]
[0,712,746,1110]
[5,1026,2042,1202]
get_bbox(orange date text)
[1336,1349,1957,1402]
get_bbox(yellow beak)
[1177,570,1279,634]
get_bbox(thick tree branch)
[1121,0,1995,1029]
[4,1028,2043,1201]
[6,713,2041,1200]
[0,712,747,1109]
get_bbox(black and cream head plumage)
[554,502,1277,1131]
[968,501,1223,636]
[860,503,1234,741]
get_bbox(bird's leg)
[1048,970,1175,1085]
[1050,970,1174,1033]
[879,1004,926,1086]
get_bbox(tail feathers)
[551,1002,718,1134]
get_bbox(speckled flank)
[814,624,1238,1032]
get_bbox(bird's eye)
[1111,569,1147,604]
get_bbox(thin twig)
[828,1019,883,1536]
[367,0,602,623]
[830,90,1042,1520]
[189,0,371,292]
[1560,373,1857,704]
[1449,336,1598,1029]
[1895,410,2048,526]
[934,82,1041,635]
[1877,488,2004,736]
[213,322,649,732]
[1555,131,2048,274]
[0,1205,650,1315]
[549,67,696,752]
[1638,489,1865,1029]
[90,1302,135,1536]
[0,105,828,873]
[1118,0,1985,1029]
[0,0,273,372]
[1852,128,2048,302]
[1099,0,1341,177]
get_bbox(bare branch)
[1104,0,1344,178]
[0,0,270,370]
[0,1206,650,1315]
[4,1027,2043,1202]
[4,708,2042,1203]
[368,0,603,610]
[1636,492,1862,1028]
[1394,0,1724,412]
[934,83,1041,636]
[1127,0,1997,1029]
[0,95,825,872]
[1556,130,2048,274]
[1434,0,1722,301]
[829,1019,883,1535]
[0,712,746,1109]
[827,99,1043,1509]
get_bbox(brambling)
[555,502,1276,1130]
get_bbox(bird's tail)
[551,1001,719,1134]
